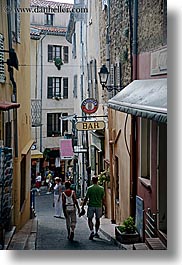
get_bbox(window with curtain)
[47,113,68,137]
[47,77,62,98]
[47,77,69,99]
[47,113,61,137]
[48,45,62,62]
[48,45,68,63]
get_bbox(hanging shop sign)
[81,98,98,114]
[59,139,73,160]
[76,121,105,131]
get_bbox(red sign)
[81,98,98,114]
[59,139,73,160]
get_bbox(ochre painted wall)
[108,108,131,224]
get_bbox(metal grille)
[0,147,13,249]
[31,99,41,127]
[145,208,157,238]
[0,34,5,83]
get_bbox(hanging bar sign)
[76,121,105,131]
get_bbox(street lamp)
[98,64,122,92]
[98,64,109,89]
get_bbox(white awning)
[108,79,167,123]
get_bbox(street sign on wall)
[76,121,105,131]
[81,98,98,114]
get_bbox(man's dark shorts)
[87,206,102,219]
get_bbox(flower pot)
[115,226,140,244]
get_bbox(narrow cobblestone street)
[35,191,122,250]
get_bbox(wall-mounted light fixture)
[98,64,122,92]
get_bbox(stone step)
[4,226,16,250]
[8,218,37,250]
[145,237,167,250]
[8,232,29,250]
[133,243,149,250]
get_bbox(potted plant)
[115,216,140,244]
[54,57,63,70]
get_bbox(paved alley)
[35,192,122,250]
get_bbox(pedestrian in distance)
[62,181,80,241]
[35,172,42,195]
[81,175,105,240]
[53,177,64,218]
[46,171,53,194]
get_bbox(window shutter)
[63,78,68,99]
[48,45,53,62]
[72,33,76,59]
[15,0,21,43]
[73,75,77,98]
[63,46,69,63]
[59,77,61,97]
[47,113,52,137]
[47,77,53,98]
[0,34,5,83]
[94,59,98,100]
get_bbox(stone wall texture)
[99,0,167,86]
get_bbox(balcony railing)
[31,99,41,127]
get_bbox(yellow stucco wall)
[13,0,32,229]
[0,0,32,230]
[108,108,131,224]
[0,1,12,100]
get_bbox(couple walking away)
[62,176,105,242]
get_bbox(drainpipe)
[133,0,138,80]
[7,0,18,157]
[80,21,85,197]
[40,33,47,152]
[130,0,138,217]
[106,0,111,88]
[106,0,115,223]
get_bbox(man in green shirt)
[82,175,105,240]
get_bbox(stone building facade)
[30,0,75,178]
[99,0,167,247]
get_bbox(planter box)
[115,226,140,244]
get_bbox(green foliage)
[118,216,136,234]
[122,49,128,62]
[123,27,129,38]
[98,169,110,186]
[54,57,63,70]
